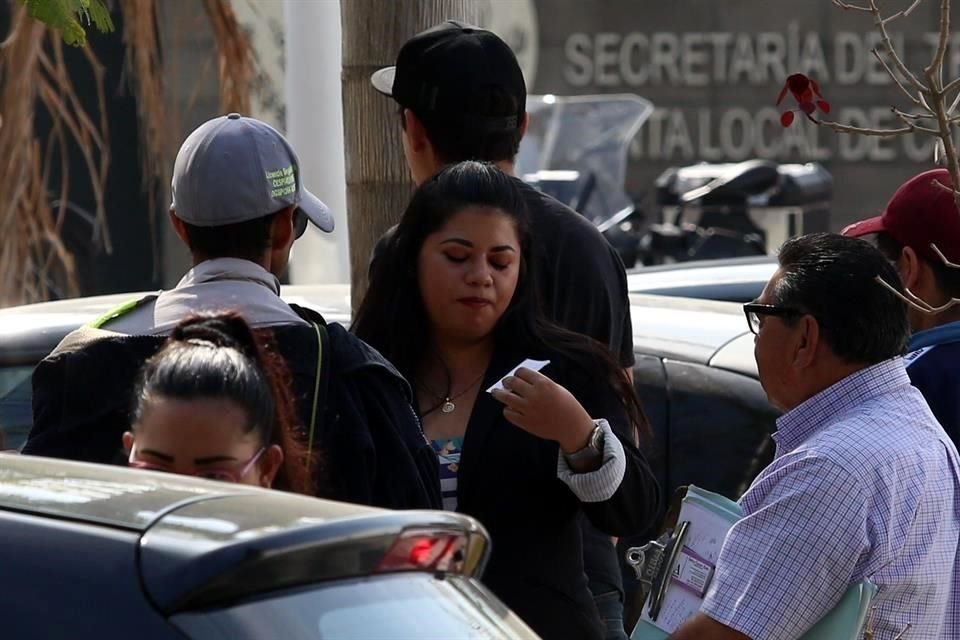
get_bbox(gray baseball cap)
[171,113,334,232]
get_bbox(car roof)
[0,284,758,377]
[628,293,754,371]
[627,256,776,303]
[0,452,379,532]
[0,284,352,365]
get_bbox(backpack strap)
[306,320,330,467]
[288,303,332,470]
[88,293,160,329]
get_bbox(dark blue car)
[0,453,539,638]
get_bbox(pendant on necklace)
[441,400,456,414]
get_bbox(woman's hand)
[491,367,595,453]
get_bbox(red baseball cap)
[841,168,960,263]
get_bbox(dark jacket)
[25,308,441,510]
[905,321,960,446]
[369,177,642,629]
[456,344,659,640]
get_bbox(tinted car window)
[173,573,540,640]
[632,354,668,537]
[623,359,779,629]
[0,365,33,450]
[663,360,778,499]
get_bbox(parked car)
[0,285,350,451]
[0,452,539,638]
[0,286,778,633]
[626,255,775,303]
[0,286,778,504]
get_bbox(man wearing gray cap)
[26,114,441,511]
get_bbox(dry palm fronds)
[118,0,165,276]
[3,0,256,305]
[117,0,254,279]
[0,4,110,306]
[202,0,253,115]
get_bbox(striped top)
[431,437,463,511]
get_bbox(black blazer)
[456,344,660,640]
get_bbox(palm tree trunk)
[341,0,478,309]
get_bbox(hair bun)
[172,312,259,359]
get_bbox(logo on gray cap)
[171,114,334,232]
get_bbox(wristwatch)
[564,421,605,465]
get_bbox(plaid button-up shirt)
[702,358,960,639]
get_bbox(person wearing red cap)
[842,168,960,443]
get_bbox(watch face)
[589,424,605,451]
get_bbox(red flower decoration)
[776,73,831,127]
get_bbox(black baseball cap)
[370,20,526,134]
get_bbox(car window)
[173,573,540,640]
[632,354,668,539]
[0,365,34,450]
[663,361,778,500]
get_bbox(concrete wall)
[527,0,960,231]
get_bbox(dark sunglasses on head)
[742,302,804,335]
[294,209,308,239]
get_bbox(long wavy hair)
[132,312,315,495]
[353,161,646,440]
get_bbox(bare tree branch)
[890,108,941,133]
[831,0,872,11]
[818,120,913,137]
[819,0,960,320]
[924,77,960,196]
[873,48,924,107]
[868,0,927,93]
[942,75,960,99]
[932,242,960,267]
[925,0,951,89]
[892,108,928,120]
[875,276,960,314]
[903,0,925,15]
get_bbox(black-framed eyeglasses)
[743,302,804,335]
[293,209,308,239]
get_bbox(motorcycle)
[516,94,834,267]
[644,159,834,265]
[515,93,653,268]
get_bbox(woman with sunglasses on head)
[123,312,314,494]
[353,161,659,640]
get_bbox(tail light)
[376,527,487,576]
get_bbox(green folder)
[630,485,877,640]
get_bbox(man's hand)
[670,613,752,640]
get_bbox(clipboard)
[626,485,877,640]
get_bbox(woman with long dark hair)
[353,161,659,640]
[123,312,314,495]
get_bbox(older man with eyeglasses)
[671,233,960,640]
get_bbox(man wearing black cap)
[372,21,641,640]
[842,168,960,443]
[26,114,441,512]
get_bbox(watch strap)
[564,422,605,465]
